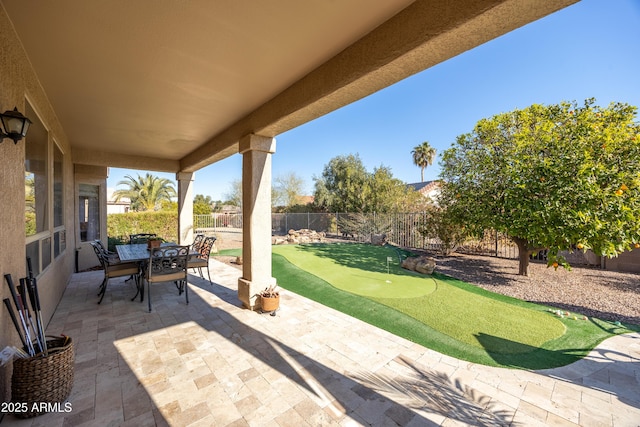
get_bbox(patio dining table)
[115,243,197,302]
[115,243,152,302]
[116,243,160,263]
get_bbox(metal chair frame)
[129,233,158,244]
[125,233,159,283]
[192,234,205,249]
[91,241,141,304]
[188,236,216,285]
[144,245,189,312]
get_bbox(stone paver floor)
[2,259,639,426]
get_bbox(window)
[54,230,66,258]
[26,241,39,276]
[24,102,66,275]
[53,142,65,259]
[53,143,63,227]
[79,184,100,242]
[25,104,48,237]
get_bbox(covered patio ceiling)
[2,0,577,174]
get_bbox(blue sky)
[107,0,640,201]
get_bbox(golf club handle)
[26,256,34,279]
[5,275,35,355]
[4,274,22,312]
[29,278,47,355]
[19,278,43,352]
[31,278,42,311]
[26,278,38,313]
[3,298,27,348]
[18,278,31,318]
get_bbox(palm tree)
[411,141,436,182]
[112,173,177,211]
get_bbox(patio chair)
[191,234,205,253]
[144,245,189,312]
[188,236,216,285]
[94,239,118,260]
[125,233,158,282]
[129,233,157,244]
[91,242,141,304]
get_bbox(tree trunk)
[513,237,530,276]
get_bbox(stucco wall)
[603,249,640,274]
[0,5,78,402]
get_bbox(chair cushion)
[108,261,140,271]
[187,259,208,268]
[106,265,140,278]
[146,272,186,283]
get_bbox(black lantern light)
[0,107,32,144]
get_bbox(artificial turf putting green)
[274,243,436,298]
[218,244,635,368]
[273,243,564,354]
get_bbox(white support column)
[177,172,195,245]
[238,134,276,310]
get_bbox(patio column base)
[238,277,277,310]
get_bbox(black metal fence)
[194,212,520,259]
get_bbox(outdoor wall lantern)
[0,107,32,144]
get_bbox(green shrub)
[107,211,178,250]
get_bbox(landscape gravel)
[423,252,640,325]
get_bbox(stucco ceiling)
[2,0,577,173]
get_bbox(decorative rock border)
[273,229,325,245]
[402,255,437,274]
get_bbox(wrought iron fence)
[455,229,518,259]
[194,212,520,259]
[194,213,242,230]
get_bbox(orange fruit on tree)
[576,243,584,249]
[552,261,559,269]
[635,243,640,249]
[615,189,623,196]
[620,184,629,191]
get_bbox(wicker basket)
[11,336,75,418]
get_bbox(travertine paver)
[2,259,639,426]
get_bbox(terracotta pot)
[261,295,279,312]
[147,239,162,249]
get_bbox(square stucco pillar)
[177,172,194,245]
[238,134,276,310]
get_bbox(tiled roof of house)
[406,180,441,193]
[296,195,315,205]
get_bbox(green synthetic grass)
[274,243,436,298]
[217,244,637,369]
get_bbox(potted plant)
[147,237,163,249]
[260,285,279,312]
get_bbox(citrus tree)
[439,99,640,276]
